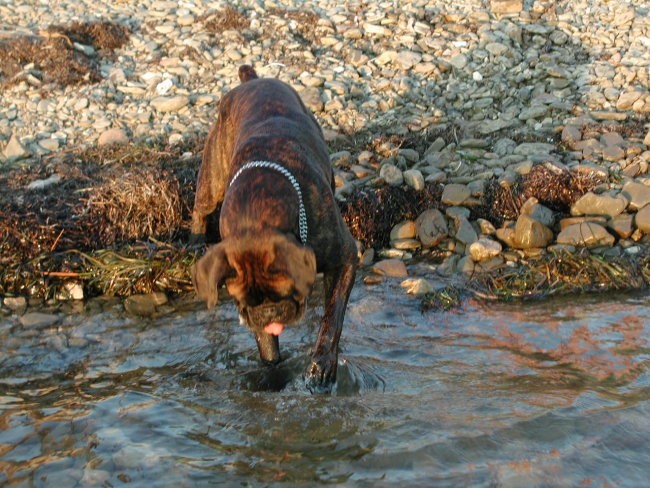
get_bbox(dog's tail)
[238,65,258,83]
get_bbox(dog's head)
[192,230,317,333]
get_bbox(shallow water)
[1,279,648,487]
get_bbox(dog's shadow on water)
[231,354,386,395]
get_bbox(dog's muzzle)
[244,299,298,329]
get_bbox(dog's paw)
[304,353,337,394]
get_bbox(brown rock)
[635,204,650,234]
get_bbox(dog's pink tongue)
[264,322,285,336]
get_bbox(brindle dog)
[191,65,357,392]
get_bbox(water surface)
[1,280,648,486]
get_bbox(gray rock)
[520,197,555,227]
[3,134,30,162]
[518,105,548,121]
[416,209,448,247]
[449,54,468,70]
[621,180,650,211]
[556,222,615,247]
[379,163,403,186]
[602,145,625,162]
[453,215,478,246]
[27,174,62,191]
[403,169,424,190]
[19,312,60,329]
[512,214,554,249]
[124,292,168,316]
[513,142,555,157]
[150,95,190,112]
[561,125,582,150]
[441,183,471,206]
[395,51,422,70]
[571,192,628,218]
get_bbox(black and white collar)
[229,160,308,244]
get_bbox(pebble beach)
[1,0,650,299]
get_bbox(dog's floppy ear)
[192,242,233,309]
[274,237,317,298]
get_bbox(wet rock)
[571,191,628,218]
[512,214,554,249]
[372,259,408,277]
[415,209,448,247]
[556,222,616,247]
[441,183,471,206]
[19,312,60,329]
[469,237,503,262]
[621,180,650,211]
[400,277,433,295]
[635,205,650,234]
[437,255,459,277]
[124,292,168,316]
[98,128,129,146]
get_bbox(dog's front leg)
[305,255,357,393]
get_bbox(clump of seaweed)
[0,20,130,87]
[1,241,198,299]
[471,250,650,301]
[202,6,250,34]
[341,183,443,249]
[475,164,604,225]
[85,167,184,244]
[421,285,462,311]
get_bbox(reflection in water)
[0,288,648,486]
